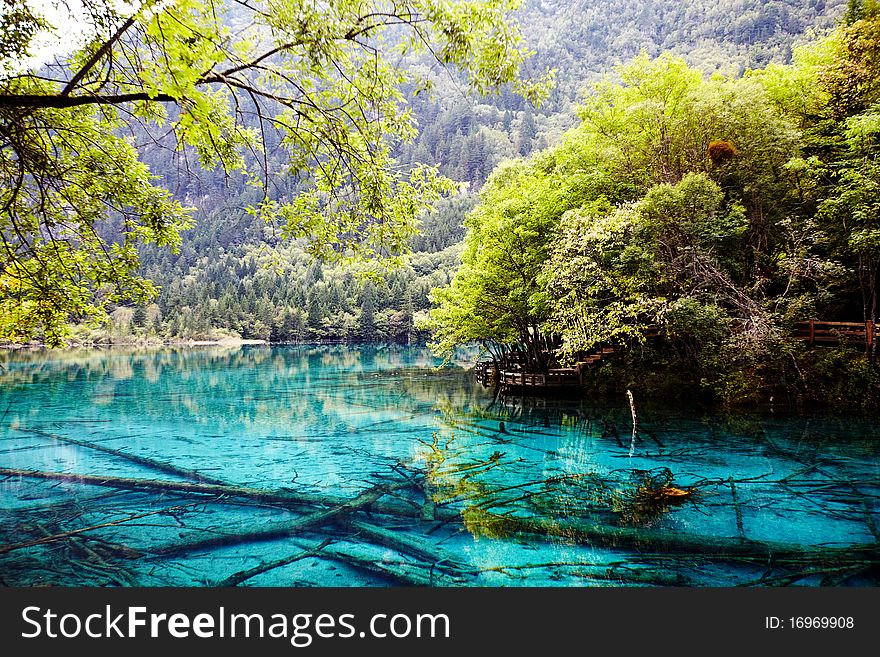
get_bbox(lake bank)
[0,337,268,350]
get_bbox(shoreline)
[0,338,426,350]
[0,337,268,350]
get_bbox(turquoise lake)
[1,344,878,587]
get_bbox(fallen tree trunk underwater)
[0,467,444,519]
[2,466,877,583]
[17,427,230,486]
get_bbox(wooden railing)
[477,344,616,392]
[473,361,498,385]
[792,320,874,349]
[498,367,583,390]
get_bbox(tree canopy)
[0,0,550,344]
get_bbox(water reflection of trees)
[0,345,478,436]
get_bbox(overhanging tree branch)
[59,15,138,97]
[0,91,179,108]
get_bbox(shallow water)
[1,345,878,587]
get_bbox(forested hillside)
[87,0,849,346]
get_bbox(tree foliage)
[0,0,549,344]
[428,6,880,405]
[423,139,629,368]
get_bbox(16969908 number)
[790,617,854,629]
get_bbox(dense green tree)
[502,109,514,132]
[543,174,755,358]
[428,19,880,405]
[132,304,147,328]
[358,285,377,341]
[811,2,880,324]
[425,144,626,368]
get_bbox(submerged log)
[336,517,470,573]
[214,538,333,587]
[3,467,876,571]
[0,505,194,556]
[152,484,391,558]
[729,477,747,540]
[19,428,229,486]
[463,509,880,564]
[317,548,459,586]
[0,467,448,520]
[482,561,690,586]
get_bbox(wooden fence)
[498,368,583,391]
[792,320,875,349]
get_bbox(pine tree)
[359,286,377,341]
[305,263,324,287]
[132,305,147,328]
[456,138,472,182]
[307,293,325,338]
[401,291,415,344]
[517,109,537,156]
[502,109,513,133]
[844,0,863,24]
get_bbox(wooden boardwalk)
[474,347,616,395]
[474,320,875,396]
